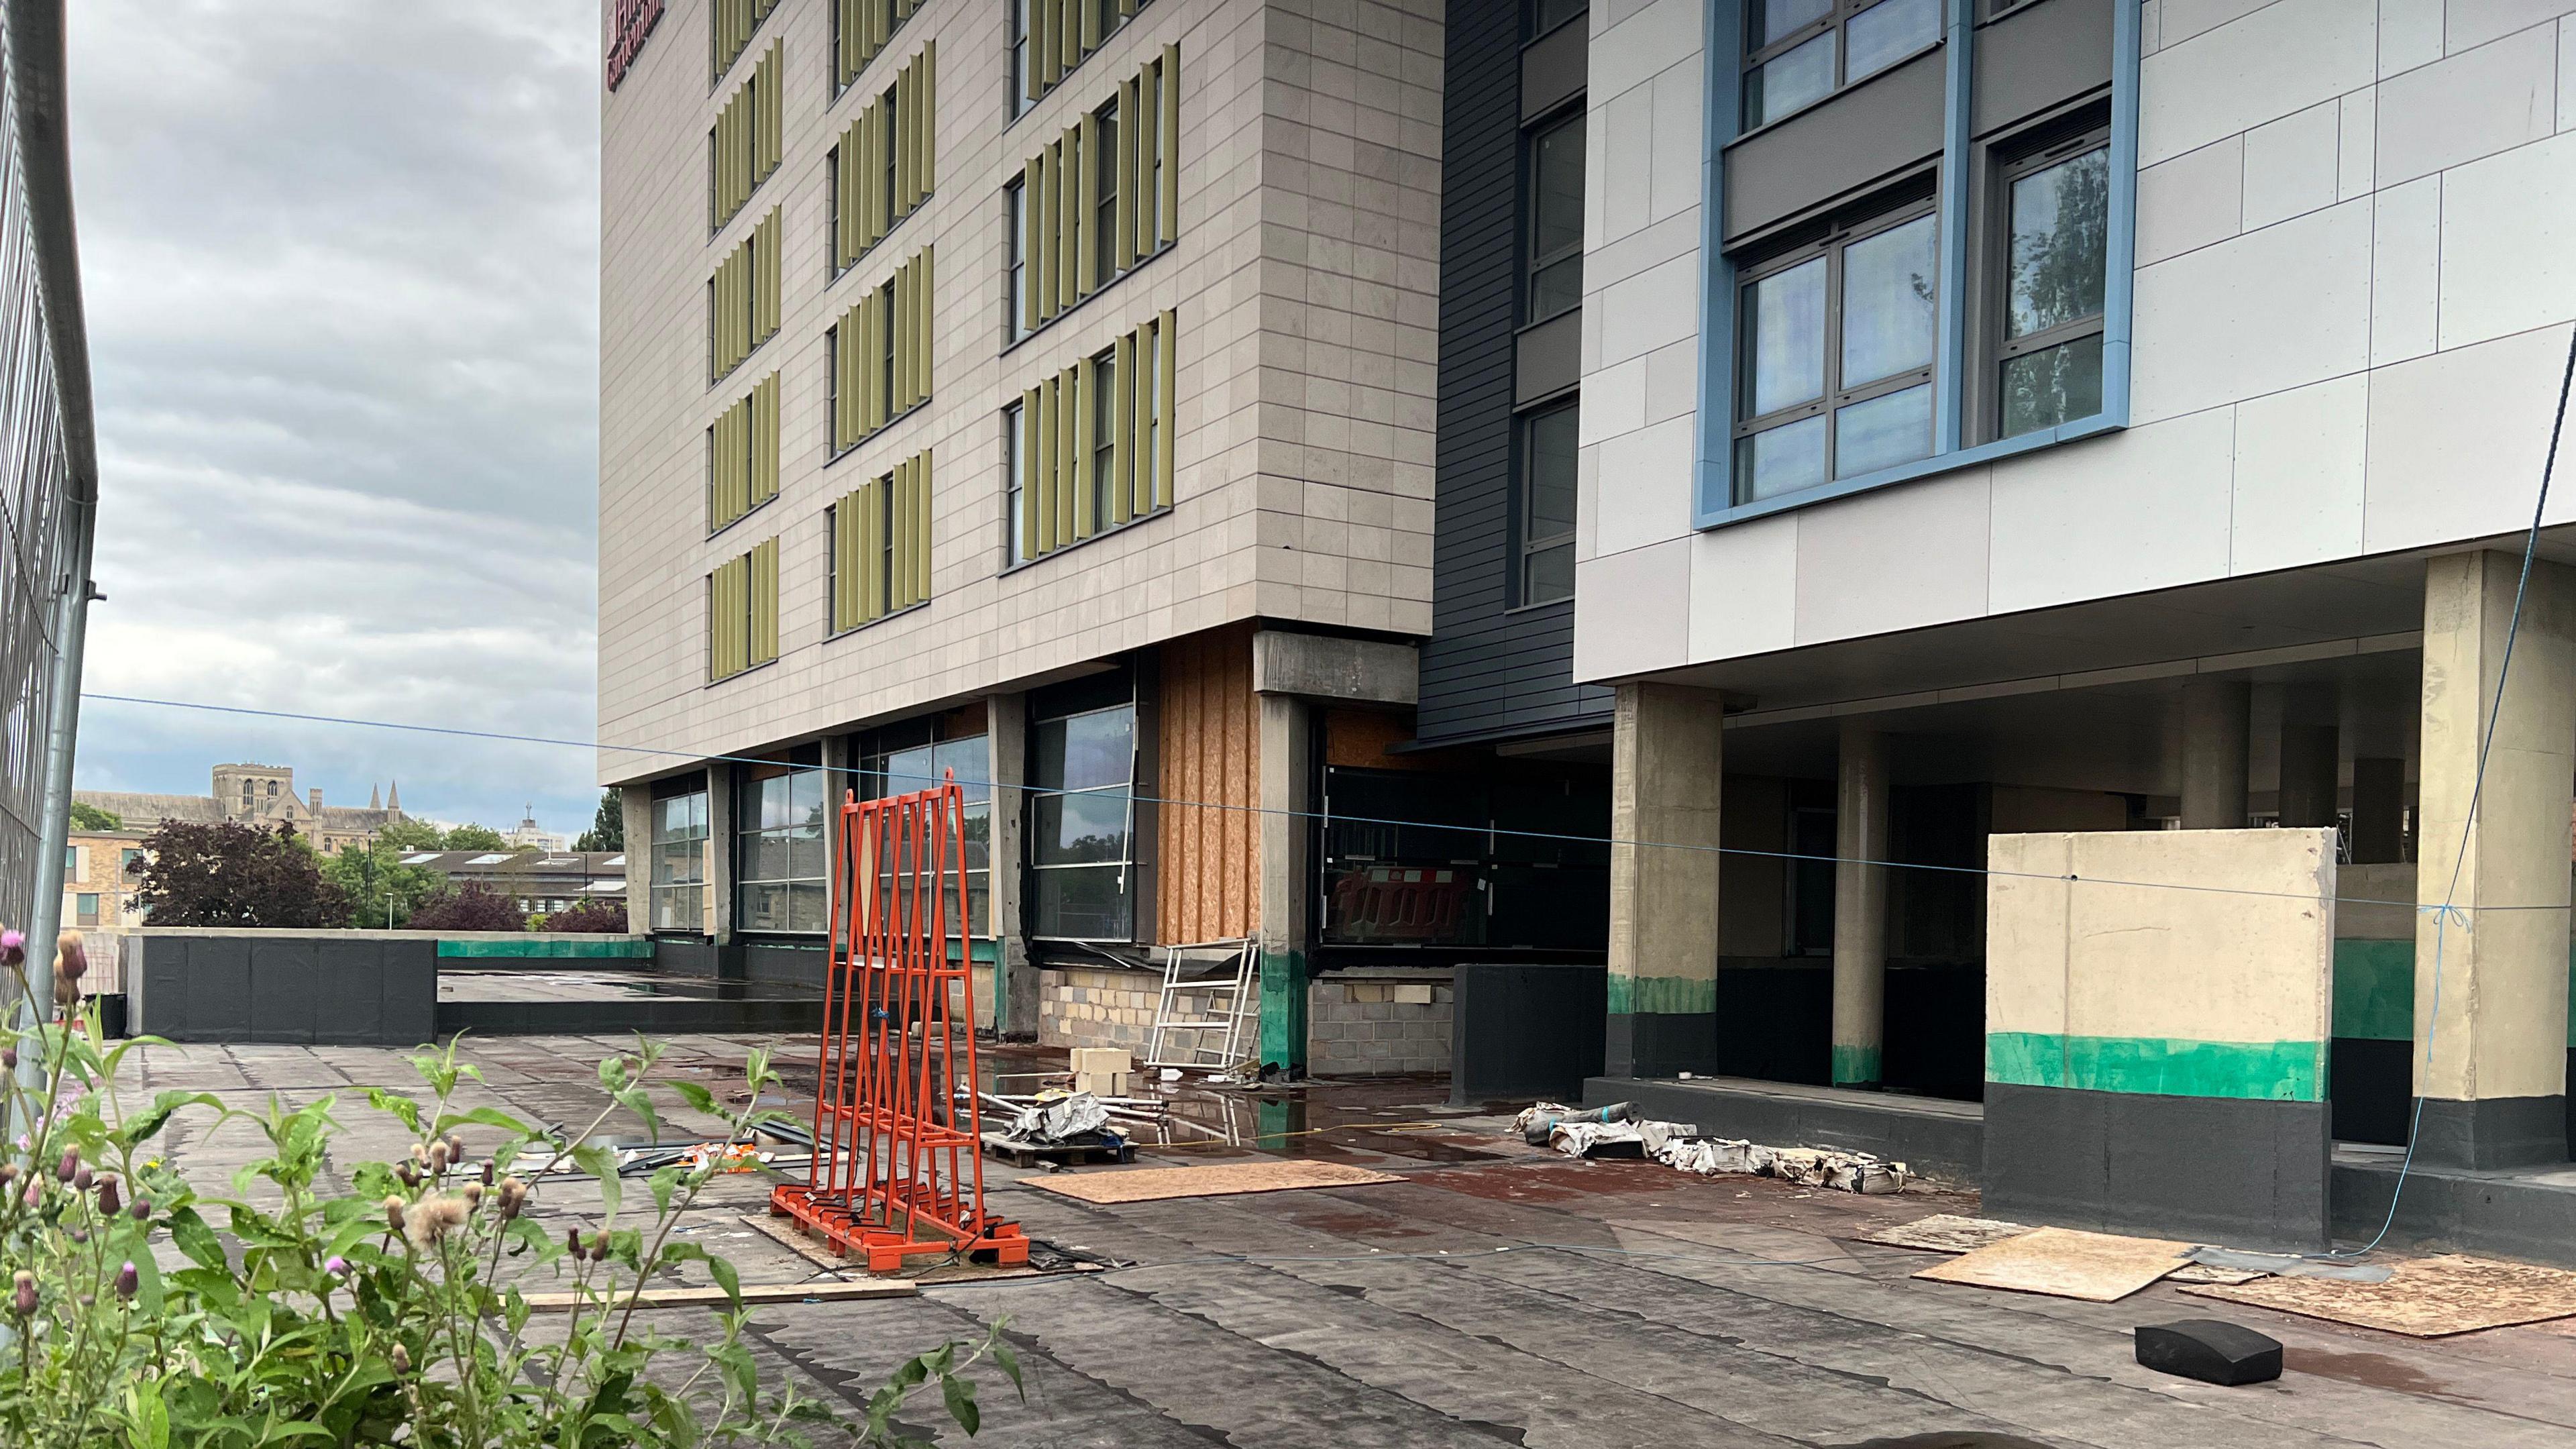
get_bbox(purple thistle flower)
[115,1261,138,1301]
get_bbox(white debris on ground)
[1010,1091,1111,1143]
[1511,1102,1913,1194]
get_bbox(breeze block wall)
[1984,828,2335,1251]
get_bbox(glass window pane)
[1747,31,1833,127]
[1745,256,1827,416]
[1524,542,1574,604]
[1839,215,1937,387]
[1525,404,1578,543]
[1737,415,1827,500]
[1035,790,1131,864]
[788,827,826,883]
[1833,382,1934,478]
[1055,706,1134,791]
[1999,333,2105,437]
[1530,117,1584,267]
[1533,0,1587,33]
[2007,147,2110,339]
[1531,256,1582,323]
[934,737,989,802]
[1033,863,1128,938]
[882,743,936,797]
[1845,0,1939,83]
[1750,0,1831,46]
[789,882,830,934]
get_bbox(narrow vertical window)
[1095,101,1120,283]
[1006,180,1027,342]
[1997,138,2110,439]
[1518,400,1578,604]
[1010,0,1032,116]
[1089,349,1118,531]
[1525,112,1585,323]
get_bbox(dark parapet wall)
[136,932,436,1047]
[1984,1084,2330,1252]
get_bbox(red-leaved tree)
[540,897,629,933]
[134,820,352,928]
[402,881,527,933]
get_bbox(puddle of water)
[2286,1348,2472,1401]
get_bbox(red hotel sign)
[605,0,664,91]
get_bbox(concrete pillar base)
[1607,682,1725,1081]
[2413,1095,2569,1171]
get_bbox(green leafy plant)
[0,925,1019,1447]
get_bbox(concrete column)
[1256,692,1312,1074]
[619,785,653,932]
[1831,721,1890,1087]
[2180,679,2251,829]
[986,692,1036,1038]
[704,763,737,945]
[1607,682,1724,1079]
[2414,550,2576,1167]
[2349,757,2407,864]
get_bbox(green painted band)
[2332,938,2576,1046]
[437,937,652,959]
[1829,1043,1881,1086]
[1605,973,1717,1016]
[1258,949,1306,1073]
[1986,1031,2324,1102]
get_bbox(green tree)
[67,801,121,832]
[323,837,449,928]
[133,820,351,927]
[374,817,448,851]
[573,789,624,851]
[439,823,511,851]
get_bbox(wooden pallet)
[981,1132,1136,1168]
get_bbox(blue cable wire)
[2327,324,2576,1260]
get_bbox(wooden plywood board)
[1862,1214,2031,1254]
[2182,1254,2576,1337]
[1028,1158,1397,1204]
[1912,1226,2193,1303]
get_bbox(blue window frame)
[1692,0,2141,529]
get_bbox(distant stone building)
[78,763,409,856]
[396,849,627,919]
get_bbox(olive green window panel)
[706,374,777,531]
[1025,0,1152,105]
[830,46,934,274]
[708,553,747,681]
[836,0,922,93]
[748,536,780,668]
[1016,50,1177,336]
[1014,315,1173,566]
[712,0,782,85]
[828,248,932,454]
[710,42,782,231]
[709,207,781,382]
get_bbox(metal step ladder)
[1144,937,1259,1074]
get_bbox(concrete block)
[1392,983,1434,1004]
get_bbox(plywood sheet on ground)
[1029,1159,1398,1204]
[1913,1226,2192,1302]
[2184,1254,2576,1336]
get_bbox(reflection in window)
[1735,208,1937,500]
[1519,401,1577,604]
[735,754,827,932]
[1321,762,1609,949]
[858,716,991,938]
[1744,0,1940,129]
[1526,113,1585,323]
[650,787,709,932]
[2000,143,2110,438]
[1030,701,1136,940]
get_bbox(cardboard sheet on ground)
[2182,1253,2576,1336]
[1866,1215,2263,1285]
[1026,1159,1398,1204]
[1912,1225,2193,1301]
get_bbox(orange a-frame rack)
[770,772,1026,1272]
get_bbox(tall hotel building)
[598,0,1450,1061]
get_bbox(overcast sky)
[67,1,604,839]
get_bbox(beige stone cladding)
[598,0,1441,784]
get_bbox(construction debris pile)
[1511,1102,1913,1195]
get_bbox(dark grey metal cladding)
[1973,0,2114,138]
[1421,0,1611,745]
[1451,961,1607,1104]
[1520,15,1585,121]
[1983,1083,2331,1252]
[1725,47,1944,244]
[1514,309,1580,406]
